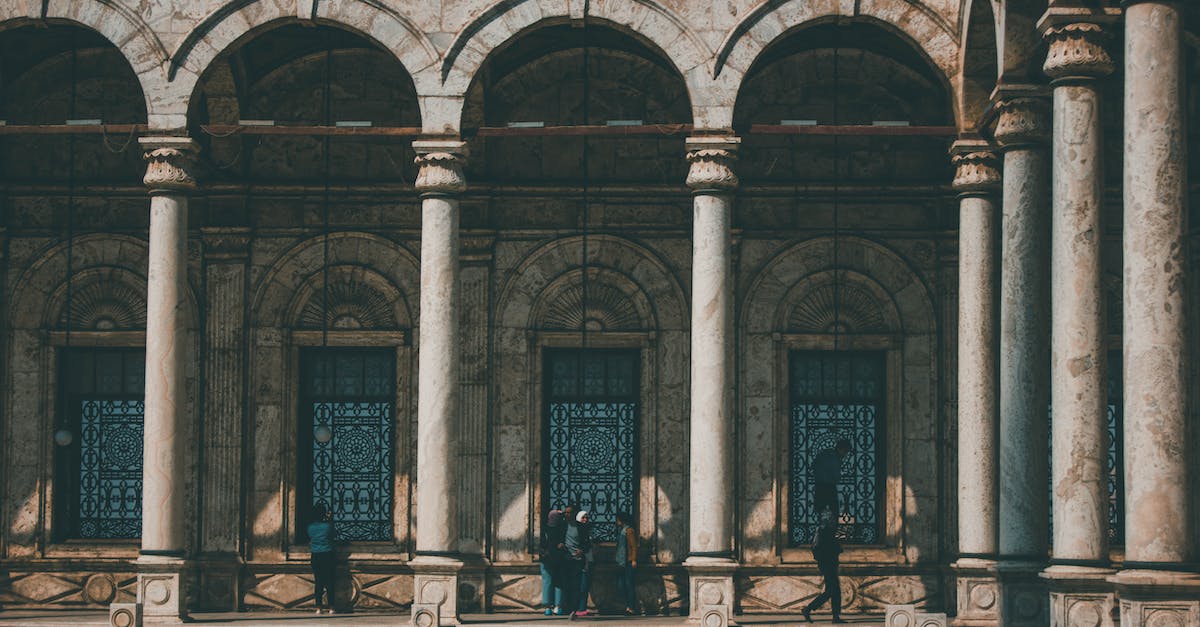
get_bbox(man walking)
[802,510,844,623]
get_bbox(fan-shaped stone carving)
[58,280,147,330]
[298,270,399,330]
[540,282,643,332]
[788,281,888,333]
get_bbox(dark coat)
[811,523,842,566]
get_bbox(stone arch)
[997,0,1045,84]
[9,233,197,331]
[285,264,410,331]
[496,235,687,332]
[742,236,935,336]
[780,269,902,335]
[716,1,958,119]
[47,267,148,331]
[0,3,167,124]
[958,0,1000,131]
[251,232,419,330]
[169,0,438,126]
[529,267,657,332]
[440,1,711,127]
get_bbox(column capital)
[951,140,1002,195]
[413,139,468,196]
[685,136,740,192]
[1042,22,1115,80]
[139,137,198,192]
[990,86,1051,149]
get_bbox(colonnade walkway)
[0,611,881,626]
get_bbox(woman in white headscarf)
[564,509,593,616]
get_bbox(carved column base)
[411,556,463,626]
[684,556,736,621]
[992,560,1047,627]
[953,558,1000,626]
[1109,570,1200,626]
[136,557,189,623]
[1042,565,1116,627]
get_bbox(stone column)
[991,88,1052,627]
[137,136,197,622]
[683,136,739,623]
[950,143,1002,627]
[411,139,467,626]
[1109,1,1200,621]
[196,227,251,611]
[1038,14,1120,626]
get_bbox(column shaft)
[411,141,467,626]
[683,137,739,623]
[416,193,461,554]
[137,137,197,620]
[1121,0,1191,567]
[992,92,1052,626]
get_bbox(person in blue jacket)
[308,504,337,615]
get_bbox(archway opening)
[187,23,421,186]
[463,22,692,196]
[0,24,148,203]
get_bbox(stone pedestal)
[993,561,1048,627]
[1108,570,1200,626]
[138,137,197,623]
[411,556,464,626]
[684,557,736,622]
[136,558,189,623]
[1043,565,1116,627]
[953,558,1000,627]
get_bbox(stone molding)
[992,95,1051,148]
[685,137,740,192]
[1043,23,1114,80]
[951,150,1002,195]
[200,227,252,261]
[413,140,468,196]
[139,137,197,192]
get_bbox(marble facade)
[0,1,1197,625]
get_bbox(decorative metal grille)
[301,349,395,542]
[789,351,884,545]
[546,350,638,543]
[59,348,146,540]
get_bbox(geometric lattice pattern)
[300,349,395,542]
[59,348,146,540]
[545,349,638,542]
[789,351,884,545]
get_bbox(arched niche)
[737,236,938,569]
[490,235,689,566]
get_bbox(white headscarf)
[576,510,589,523]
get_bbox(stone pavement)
[0,610,882,626]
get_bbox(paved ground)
[0,610,882,626]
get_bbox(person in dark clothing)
[562,508,591,617]
[308,504,337,615]
[539,509,567,615]
[614,511,639,615]
[570,510,595,616]
[803,510,844,623]
[813,439,851,518]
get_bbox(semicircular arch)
[0,3,167,123]
[251,232,419,329]
[496,235,687,332]
[741,236,935,336]
[716,1,958,98]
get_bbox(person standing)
[812,438,851,518]
[614,512,639,616]
[802,510,844,623]
[539,509,567,615]
[564,506,592,614]
[308,504,337,615]
[571,510,594,616]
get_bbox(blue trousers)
[617,563,637,610]
[539,562,563,608]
